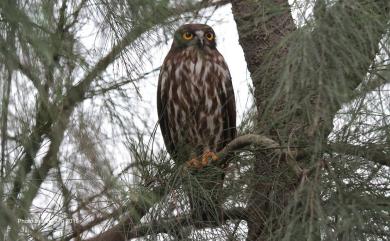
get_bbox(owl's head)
[172,24,217,50]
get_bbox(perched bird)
[157,23,236,219]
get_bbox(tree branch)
[78,134,302,241]
[1,55,12,179]
[328,142,390,167]
[0,26,45,94]
[84,207,247,241]
[63,27,146,108]
[85,67,161,98]
[9,115,67,239]
[63,0,230,108]
[124,207,247,240]
[5,91,52,211]
[215,134,303,176]
[80,187,165,241]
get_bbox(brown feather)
[157,24,236,162]
[157,24,237,221]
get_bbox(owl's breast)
[175,58,226,147]
[158,48,233,153]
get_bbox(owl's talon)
[201,151,218,167]
[186,158,202,169]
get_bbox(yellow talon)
[186,152,218,169]
[201,151,218,167]
[186,158,202,169]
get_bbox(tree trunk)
[231,0,389,240]
[231,1,298,240]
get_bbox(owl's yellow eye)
[183,32,193,40]
[205,32,214,40]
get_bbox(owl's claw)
[201,151,218,167]
[186,158,202,169]
[186,152,219,169]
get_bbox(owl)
[157,23,236,219]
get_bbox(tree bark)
[231,0,389,240]
[231,1,297,240]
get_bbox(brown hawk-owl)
[157,24,236,218]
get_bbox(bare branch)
[215,134,303,176]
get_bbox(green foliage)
[0,0,389,241]
[252,1,390,240]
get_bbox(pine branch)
[63,0,230,107]
[328,142,390,167]
[77,134,303,241]
[62,188,160,241]
[0,27,45,94]
[85,67,161,98]
[8,116,68,239]
[78,187,165,241]
[83,207,247,241]
[123,207,247,240]
[215,134,304,177]
[0,37,13,178]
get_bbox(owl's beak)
[195,31,205,48]
[197,38,204,48]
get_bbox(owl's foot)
[186,152,218,169]
[186,158,202,169]
[201,151,218,167]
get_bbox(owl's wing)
[157,66,176,155]
[219,63,237,148]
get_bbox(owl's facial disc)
[173,24,216,49]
